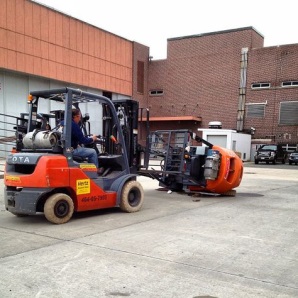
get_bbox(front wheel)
[120,181,144,213]
[44,193,74,224]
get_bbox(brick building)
[0,0,297,156]
[246,45,298,147]
[148,28,298,148]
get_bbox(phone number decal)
[81,195,108,203]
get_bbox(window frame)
[251,82,271,89]
[281,81,298,88]
[149,89,164,96]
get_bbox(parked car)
[289,151,298,165]
[254,144,287,164]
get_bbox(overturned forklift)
[139,129,243,196]
[4,88,144,224]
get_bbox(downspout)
[237,47,248,132]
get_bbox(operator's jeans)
[73,146,99,168]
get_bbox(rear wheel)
[44,193,74,224]
[120,181,144,213]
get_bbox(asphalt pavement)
[0,162,297,298]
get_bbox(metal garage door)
[206,135,227,148]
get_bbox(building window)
[279,101,298,125]
[149,89,164,96]
[246,103,265,118]
[281,81,298,87]
[251,83,270,89]
[137,61,144,94]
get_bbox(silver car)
[289,151,298,165]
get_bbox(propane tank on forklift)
[204,149,220,180]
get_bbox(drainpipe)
[237,47,248,132]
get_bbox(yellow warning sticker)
[76,179,90,195]
[5,176,21,182]
[79,164,96,170]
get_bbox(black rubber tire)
[254,160,259,164]
[120,181,144,213]
[289,161,292,165]
[44,193,74,224]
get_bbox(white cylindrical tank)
[23,130,58,149]
[204,149,220,180]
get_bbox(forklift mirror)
[82,113,90,122]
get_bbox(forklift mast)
[103,99,140,174]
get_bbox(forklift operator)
[70,109,99,168]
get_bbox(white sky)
[34,0,298,60]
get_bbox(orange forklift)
[139,129,243,196]
[4,88,144,224]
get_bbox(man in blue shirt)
[71,109,99,168]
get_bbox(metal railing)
[0,113,20,161]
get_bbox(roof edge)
[168,26,263,42]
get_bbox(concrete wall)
[0,70,132,158]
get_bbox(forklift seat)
[98,154,124,171]
[190,156,205,181]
